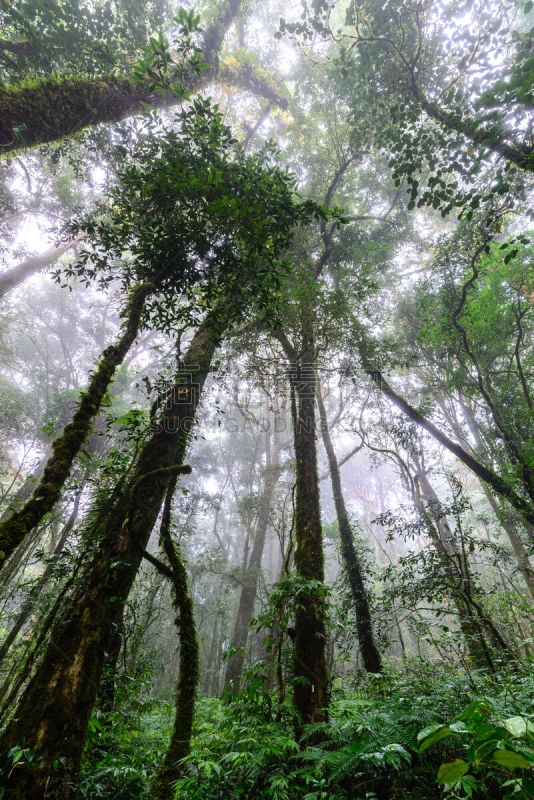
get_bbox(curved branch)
[359,360,534,528]
[0,234,83,298]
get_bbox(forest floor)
[79,658,534,800]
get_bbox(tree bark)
[0,0,288,157]
[277,328,329,729]
[316,385,382,673]
[0,487,82,669]
[148,478,200,799]
[0,311,221,799]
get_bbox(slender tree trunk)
[277,328,329,728]
[96,623,124,714]
[316,385,382,673]
[148,478,200,799]
[0,282,153,570]
[355,357,534,529]
[0,312,220,799]
[0,453,48,523]
[482,490,534,602]
[455,394,534,592]
[413,466,509,669]
[224,434,282,692]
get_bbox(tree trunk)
[420,98,533,173]
[355,355,534,529]
[277,328,329,728]
[0,488,82,669]
[149,479,199,799]
[0,0,288,157]
[0,282,153,571]
[413,465,510,669]
[0,312,220,799]
[316,385,382,673]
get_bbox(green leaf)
[437,759,470,784]
[418,724,453,753]
[492,749,534,769]
[504,717,534,739]
[460,700,492,721]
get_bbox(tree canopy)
[0,0,533,798]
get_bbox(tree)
[0,98,311,569]
[0,93,317,797]
[281,0,534,216]
[317,383,382,673]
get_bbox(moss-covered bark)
[0,0,288,157]
[0,74,154,152]
[0,311,220,799]
[0,282,153,570]
[317,386,382,674]
[278,328,329,729]
[0,488,82,669]
[149,479,200,799]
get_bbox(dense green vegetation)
[76,661,534,800]
[0,0,532,797]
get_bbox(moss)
[151,481,200,799]
[0,311,221,799]
[132,464,192,494]
[0,74,160,155]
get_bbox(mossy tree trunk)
[0,487,82,669]
[0,311,221,800]
[0,0,289,158]
[148,478,200,799]
[0,281,153,571]
[277,328,329,729]
[316,385,382,674]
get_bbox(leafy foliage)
[419,697,534,798]
[61,98,322,330]
[76,661,533,800]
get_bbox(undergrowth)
[77,659,534,800]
